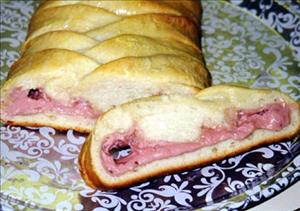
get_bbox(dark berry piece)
[27,88,42,100]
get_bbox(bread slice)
[79,85,300,190]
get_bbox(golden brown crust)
[7,49,98,80]
[37,0,201,25]
[83,127,300,190]
[1,119,90,134]
[24,13,201,52]
[79,136,98,189]
[81,135,108,189]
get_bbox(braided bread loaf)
[0,0,210,132]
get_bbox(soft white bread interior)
[79,85,300,190]
[0,0,210,133]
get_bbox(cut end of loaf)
[80,85,300,190]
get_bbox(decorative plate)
[0,0,299,210]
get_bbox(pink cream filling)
[1,87,99,119]
[101,102,292,176]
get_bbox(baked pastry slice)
[79,85,300,190]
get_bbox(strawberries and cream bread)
[2,0,299,192]
[0,0,210,132]
[79,85,300,190]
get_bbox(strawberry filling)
[101,102,291,176]
[1,87,100,119]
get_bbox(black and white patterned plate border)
[229,0,300,61]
